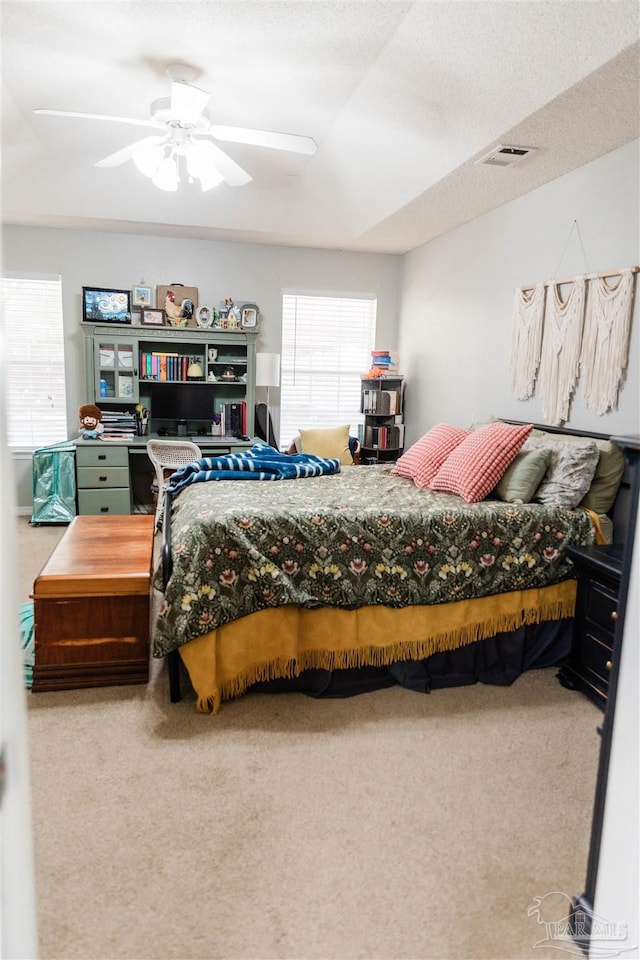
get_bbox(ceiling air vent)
[476,144,537,167]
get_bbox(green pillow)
[495,448,551,503]
[580,441,626,514]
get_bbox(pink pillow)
[428,422,534,502]
[392,423,470,489]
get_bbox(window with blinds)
[1,275,67,448]
[280,293,376,448]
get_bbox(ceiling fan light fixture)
[185,141,224,191]
[132,140,164,178]
[36,61,312,191]
[152,153,179,191]
[196,165,224,192]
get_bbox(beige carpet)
[19,517,601,960]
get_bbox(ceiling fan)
[33,63,318,192]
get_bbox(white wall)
[3,229,401,509]
[399,140,640,445]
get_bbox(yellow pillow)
[298,425,352,465]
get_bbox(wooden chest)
[32,515,155,692]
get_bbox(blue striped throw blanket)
[167,442,340,495]
[20,600,35,689]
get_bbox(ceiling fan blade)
[95,136,166,168]
[196,139,252,186]
[33,108,152,128]
[209,125,317,155]
[170,81,210,124]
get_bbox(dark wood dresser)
[32,514,155,691]
[569,436,639,947]
[557,543,623,709]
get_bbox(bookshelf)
[84,324,257,438]
[359,375,405,464]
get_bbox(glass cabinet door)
[95,340,138,402]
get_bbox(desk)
[74,435,256,516]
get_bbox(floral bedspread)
[152,464,595,657]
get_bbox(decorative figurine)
[78,403,104,440]
[164,290,193,327]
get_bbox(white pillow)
[524,437,600,509]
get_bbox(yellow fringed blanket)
[179,580,577,714]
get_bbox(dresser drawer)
[77,466,130,489]
[582,629,613,689]
[77,488,131,515]
[558,544,623,709]
[585,580,618,636]
[76,445,129,468]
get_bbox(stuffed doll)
[78,403,104,439]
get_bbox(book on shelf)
[363,423,404,450]
[139,351,203,382]
[367,349,400,374]
[378,389,399,414]
[361,388,401,415]
[220,401,247,438]
[117,374,134,398]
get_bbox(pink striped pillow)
[428,422,534,502]
[392,423,470,489]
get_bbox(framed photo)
[141,308,165,327]
[195,304,214,329]
[82,287,131,324]
[241,303,259,329]
[133,285,152,307]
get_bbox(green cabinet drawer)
[77,488,131,515]
[76,444,129,468]
[77,466,130,489]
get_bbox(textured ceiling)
[1,1,639,254]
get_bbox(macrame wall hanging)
[509,283,546,400]
[510,220,638,424]
[580,268,636,415]
[538,277,586,426]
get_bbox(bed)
[152,421,628,713]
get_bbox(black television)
[151,384,215,427]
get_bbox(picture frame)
[240,303,259,329]
[82,287,132,324]
[141,308,165,327]
[195,304,214,329]
[132,285,152,307]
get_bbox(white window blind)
[1,275,67,447]
[280,293,376,447]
